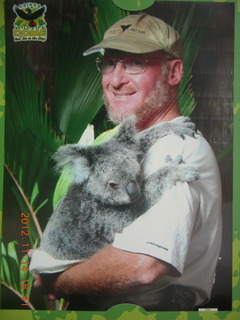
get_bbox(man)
[33,13,222,311]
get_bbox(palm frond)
[0,241,35,310]
[5,46,63,239]
[89,0,128,43]
[172,4,209,116]
[4,164,43,240]
[52,11,103,144]
[52,166,73,211]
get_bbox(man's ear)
[167,59,183,86]
[53,144,91,183]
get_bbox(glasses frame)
[95,57,166,75]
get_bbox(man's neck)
[136,104,181,131]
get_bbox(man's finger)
[33,274,44,288]
[28,249,34,258]
[47,294,57,301]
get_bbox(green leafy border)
[0,0,5,240]
[0,0,239,319]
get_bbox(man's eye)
[105,60,115,66]
[132,60,143,66]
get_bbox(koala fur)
[40,117,199,260]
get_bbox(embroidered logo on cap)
[120,24,132,32]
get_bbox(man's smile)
[109,89,137,101]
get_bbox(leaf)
[30,182,39,205]
[1,241,20,291]
[34,199,49,214]
[53,166,73,210]
[93,126,119,145]
[5,164,42,242]
[1,242,11,285]
[78,124,95,145]
[7,241,20,291]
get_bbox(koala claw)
[183,169,200,182]
[171,116,197,139]
[165,155,200,184]
[165,155,182,165]
[165,155,172,163]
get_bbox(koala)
[40,117,199,261]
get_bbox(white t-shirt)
[112,128,222,307]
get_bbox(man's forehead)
[104,49,166,59]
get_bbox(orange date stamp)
[20,212,31,307]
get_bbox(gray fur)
[40,116,199,260]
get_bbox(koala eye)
[108,181,119,190]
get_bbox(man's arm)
[34,244,178,298]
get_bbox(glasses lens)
[96,58,116,74]
[103,60,116,74]
[126,60,144,74]
[95,58,145,74]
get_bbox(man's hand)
[29,249,60,301]
[33,272,62,301]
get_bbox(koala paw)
[170,116,197,139]
[178,166,200,183]
[165,155,200,184]
[165,154,182,164]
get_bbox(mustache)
[108,85,136,95]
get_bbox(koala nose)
[126,181,141,200]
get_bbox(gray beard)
[104,77,171,125]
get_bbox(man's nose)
[110,62,129,87]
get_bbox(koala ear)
[115,116,137,147]
[53,144,91,184]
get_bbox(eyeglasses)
[96,57,164,75]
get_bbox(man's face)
[101,51,170,124]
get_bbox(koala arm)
[35,244,177,298]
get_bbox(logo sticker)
[13,2,47,42]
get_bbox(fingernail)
[47,294,56,301]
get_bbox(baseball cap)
[83,13,182,59]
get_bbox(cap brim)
[83,38,164,56]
